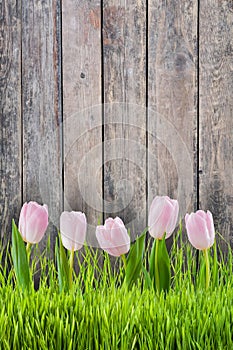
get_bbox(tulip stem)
[26,243,31,262]
[155,239,160,293]
[203,248,210,289]
[69,248,74,289]
[121,254,127,271]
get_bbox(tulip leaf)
[125,229,146,289]
[11,219,31,292]
[56,233,69,293]
[142,265,152,289]
[149,239,156,281]
[149,235,171,293]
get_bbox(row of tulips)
[12,195,215,293]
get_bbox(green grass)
[1,284,233,349]
[0,227,233,349]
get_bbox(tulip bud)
[96,217,130,257]
[18,201,49,244]
[148,196,179,239]
[60,211,87,251]
[185,210,215,250]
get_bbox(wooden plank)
[22,0,62,249]
[62,0,102,247]
[0,0,22,241]
[199,1,233,242]
[103,1,147,241]
[148,1,197,231]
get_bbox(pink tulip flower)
[18,201,49,244]
[60,211,87,251]
[96,217,130,257]
[148,196,179,239]
[185,210,215,250]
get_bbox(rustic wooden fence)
[1,1,232,248]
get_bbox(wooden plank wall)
[0,1,232,247]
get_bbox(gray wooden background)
[1,1,232,248]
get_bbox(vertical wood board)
[148,1,198,230]
[22,0,62,249]
[0,0,22,240]
[199,1,233,242]
[103,0,147,241]
[62,0,102,246]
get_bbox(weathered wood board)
[62,0,102,246]
[148,1,198,230]
[199,1,233,242]
[21,0,62,249]
[103,1,147,241]
[0,0,22,241]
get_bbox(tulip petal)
[19,202,48,244]
[27,206,48,243]
[110,222,130,255]
[110,221,129,245]
[148,196,178,239]
[18,202,28,241]
[114,216,125,227]
[105,218,115,231]
[96,217,130,256]
[148,197,167,238]
[185,213,190,225]
[186,212,210,250]
[96,226,119,256]
[206,211,215,245]
[166,207,179,236]
[148,196,165,228]
[60,211,86,251]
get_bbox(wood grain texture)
[148,1,197,228]
[22,0,62,248]
[62,0,102,246]
[0,0,21,240]
[199,1,233,242]
[103,1,147,241]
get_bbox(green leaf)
[149,235,171,293]
[149,239,156,281]
[56,233,69,293]
[142,265,152,289]
[11,219,31,292]
[125,229,146,289]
